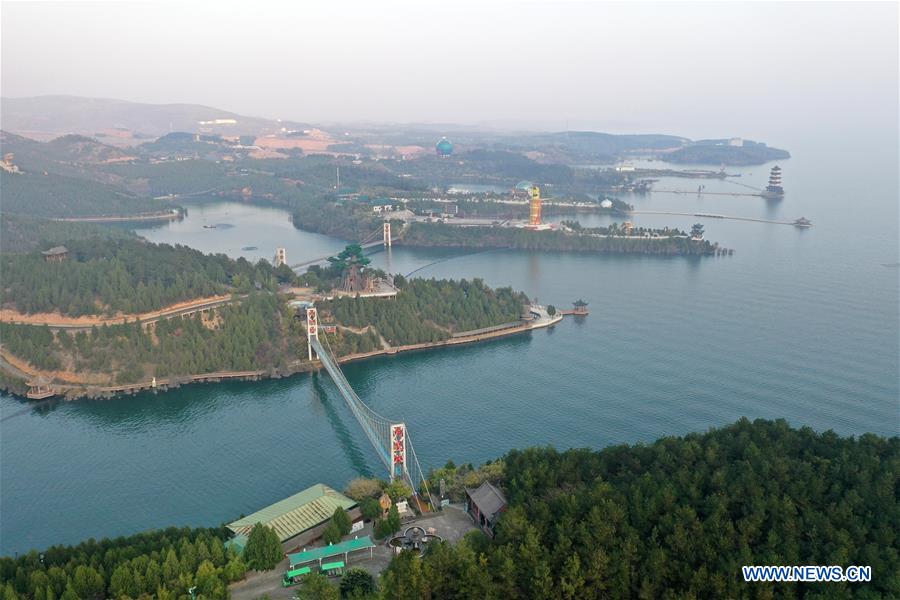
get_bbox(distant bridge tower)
[390,423,408,481]
[274,247,287,267]
[383,222,392,247]
[529,186,543,227]
[306,307,318,361]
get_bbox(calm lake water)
[1,131,897,555]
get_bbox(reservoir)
[1,131,897,556]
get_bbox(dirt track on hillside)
[0,294,233,327]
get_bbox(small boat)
[793,217,812,228]
[203,224,217,229]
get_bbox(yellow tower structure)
[529,186,543,227]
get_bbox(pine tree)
[331,507,352,537]
[243,524,282,571]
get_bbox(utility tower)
[383,222,392,247]
[306,307,318,361]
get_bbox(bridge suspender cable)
[312,329,432,503]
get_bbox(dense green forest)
[318,278,528,346]
[0,294,301,382]
[0,214,137,253]
[0,527,245,600]
[401,222,719,256]
[382,419,898,599]
[0,171,167,219]
[0,239,294,316]
[291,197,383,240]
[665,141,790,166]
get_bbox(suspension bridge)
[289,223,396,271]
[304,305,433,505]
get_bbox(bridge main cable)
[305,307,432,502]
[311,334,392,469]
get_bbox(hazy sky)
[2,1,897,142]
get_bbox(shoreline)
[1,313,564,401]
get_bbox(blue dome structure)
[435,137,454,156]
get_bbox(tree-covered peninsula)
[400,221,721,256]
[0,238,534,393]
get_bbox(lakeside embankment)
[0,309,564,401]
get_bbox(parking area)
[229,505,477,600]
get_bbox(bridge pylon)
[306,307,318,361]
[390,423,408,482]
[383,222,392,247]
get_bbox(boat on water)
[203,224,217,229]
[793,217,812,228]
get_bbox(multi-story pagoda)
[764,165,784,198]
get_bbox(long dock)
[628,210,801,226]
[651,189,763,198]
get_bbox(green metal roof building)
[287,536,376,569]
[228,484,357,542]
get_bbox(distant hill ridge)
[0,95,309,142]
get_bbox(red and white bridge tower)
[306,307,318,361]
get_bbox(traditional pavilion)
[465,481,507,538]
[41,246,68,263]
[571,299,589,315]
[26,378,55,400]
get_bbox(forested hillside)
[0,170,168,218]
[0,214,137,253]
[0,239,292,316]
[384,418,899,599]
[0,276,529,388]
[318,278,528,345]
[0,526,243,600]
[292,197,383,240]
[665,141,791,166]
[0,294,301,383]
